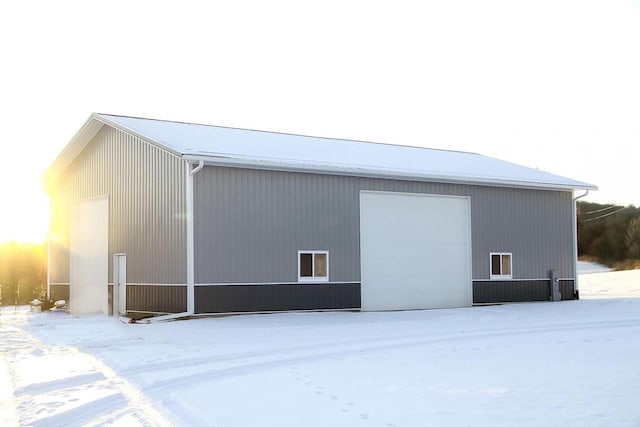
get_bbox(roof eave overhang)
[182,154,598,192]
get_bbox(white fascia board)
[182,154,598,192]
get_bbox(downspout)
[572,189,589,299]
[186,160,204,315]
[151,160,204,322]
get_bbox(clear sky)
[1,0,639,243]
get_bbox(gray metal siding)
[473,279,576,303]
[194,167,575,285]
[194,168,360,283]
[473,280,551,303]
[48,242,69,285]
[194,283,360,313]
[49,188,71,285]
[48,126,187,309]
[126,285,187,314]
[559,280,577,300]
[49,284,70,301]
[470,187,575,280]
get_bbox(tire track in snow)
[14,372,106,396]
[138,317,640,395]
[117,315,640,381]
[29,393,128,427]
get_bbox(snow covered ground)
[576,260,612,274]
[1,268,639,426]
[579,269,640,299]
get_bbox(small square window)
[490,252,512,279]
[298,251,329,282]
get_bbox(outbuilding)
[45,114,596,317]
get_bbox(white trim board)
[194,282,359,286]
[124,283,188,287]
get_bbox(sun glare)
[0,177,49,244]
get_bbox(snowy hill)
[577,260,612,274]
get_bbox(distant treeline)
[0,242,47,306]
[578,201,640,269]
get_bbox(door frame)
[113,253,127,316]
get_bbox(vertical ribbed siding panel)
[48,189,70,285]
[126,285,186,314]
[49,126,187,313]
[194,284,360,313]
[194,168,361,283]
[195,167,575,285]
[469,187,574,279]
[559,280,576,300]
[473,280,551,303]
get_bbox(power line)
[580,205,618,215]
[581,206,628,223]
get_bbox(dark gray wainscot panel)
[194,283,361,314]
[473,279,576,303]
[126,285,187,314]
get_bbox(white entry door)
[113,254,127,316]
[70,197,109,314]
[359,191,472,311]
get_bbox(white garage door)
[360,191,471,311]
[70,197,109,314]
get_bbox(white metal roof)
[46,113,597,191]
